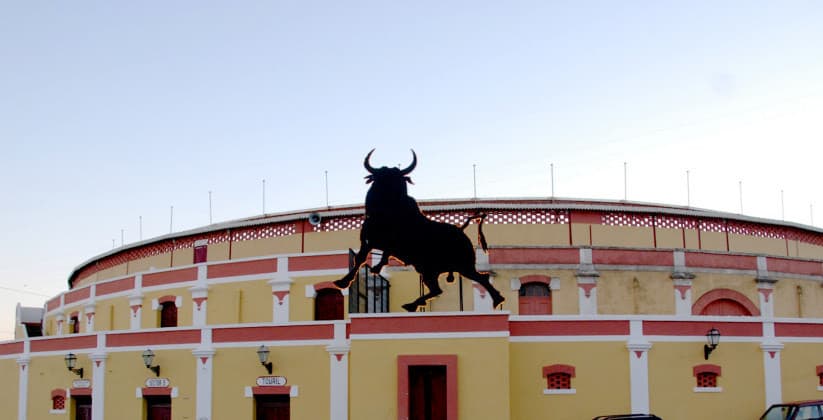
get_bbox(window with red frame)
[542,364,575,392]
[817,365,823,386]
[51,390,66,411]
[315,288,344,321]
[69,316,79,334]
[160,302,177,328]
[693,364,721,389]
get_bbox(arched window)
[51,389,66,412]
[693,364,721,391]
[542,364,576,394]
[160,302,177,328]
[519,281,552,315]
[315,288,343,321]
[69,313,80,334]
[692,289,759,316]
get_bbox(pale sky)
[1,1,822,339]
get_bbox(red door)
[146,396,171,420]
[518,282,552,315]
[74,396,91,420]
[315,288,343,320]
[256,395,290,420]
[160,302,178,328]
[409,365,447,420]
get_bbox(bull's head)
[363,149,417,185]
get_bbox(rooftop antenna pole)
[170,205,174,233]
[209,191,213,224]
[262,179,266,215]
[623,161,627,201]
[686,170,691,207]
[472,164,477,200]
[739,181,743,214]
[325,170,329,208]
[781,189,785,221]
[550,163,555,198]
[139,216,143,241]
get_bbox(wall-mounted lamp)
[142,349,161,377]
[64,353,84,378]
[257,345,273,374]
[704,327,721,360]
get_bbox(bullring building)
[4,198,823,419]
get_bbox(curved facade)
[5,198,823,419]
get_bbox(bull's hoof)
[333,279,352,289]
[492,294,505,310]
[445,273,455,283]
[402,302,420,312]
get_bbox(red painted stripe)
[142,267,198,287]
[509,320,630,336]
[30,335,97,352]
[64,287,91,305]
[70,388,92,396]
[288,254,348,271]
[46,297,61,312]
[569,211,602,224]
[643,321,761,336]
[0,341,23,356]
[775,323,823,337]
[252,386,292,395]
[106,330,201,347]
[96,277,135,296]
[207,258,278,279]
[351,314,509,335]
[767,258,823,276]
[592,249,673,266]
[142,387,172,396]
[489,248,578,265]
[212,324,334,343]
[684,252,757,270]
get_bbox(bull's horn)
[363,149,377,174]
[399,149,417,175]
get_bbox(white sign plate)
[145,378,170,388]
[72,379,91,389]
[256,376,287,386]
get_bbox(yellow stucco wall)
[229,236,300,259]
[773,278,823,318]
[656,228,685,249]
[648,342,765,420]
[207,280,273,324]
[509,341,630,420]
[493,269,578,315]
[102,350,196,420]
[172,248,194,267]
[729,234,787,256]
[597,271,676,315]
[0,359,18,420]
[303,230,360,253]
[593,226,654,248]
[699,232,727,252]
[129,253,172,275]
[780,343,823,402]
[350,337,510,420]
[212,346,329,420]
[484,224,570,247]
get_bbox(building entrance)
[73,396,91,420]
[409,365,447,420]
[255,394,290,420]
[145,396,171,420]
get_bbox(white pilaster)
[84,303,96,332]
[577,248,599,315]
[626,320,652,414]
[761,320,783,408]
[473,278,494,313]
[128,294,144,330]
[17,353,30,420]
[190,284,209,327]
[326,322,350,420]
[90,349,108,420]
[756,258,777,319]
[55,314,65,336]
[269,277,293,324]
[193,345,215,420]
[672,277,693,316]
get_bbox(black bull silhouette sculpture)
[333,150,505,311]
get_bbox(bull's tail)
[460,212,488,252]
